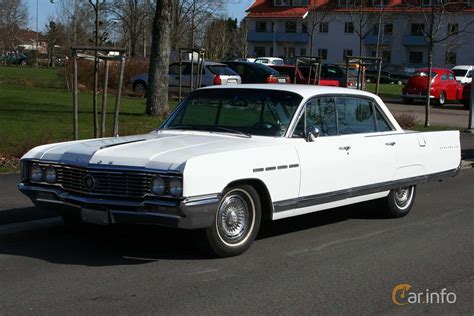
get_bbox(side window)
[182,64,204,75]
[375,106,393,132]
[449,73,455,81]
[336,97,376,134]
[169,64,180,74]
[305,97,338,136]
[441,74,448,81]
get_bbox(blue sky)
[26,0,253,32]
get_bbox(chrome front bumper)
[18,183,220,229]
[401,93,435,99]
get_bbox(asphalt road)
[386,101,470,129]
[1,169,473,314]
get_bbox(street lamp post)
[35,0,39,67]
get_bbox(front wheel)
[383,186,416,218]
[205,185,261,257]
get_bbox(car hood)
[24,131,274,172]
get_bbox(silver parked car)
[130,61,241,94]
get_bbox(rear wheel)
[383,186,416,218]
[463,100,470,110]
[205,185,261,257]
[437,91,446,106]
[133,80,147,95]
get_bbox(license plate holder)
[81,208,110,225]
[278,78,286,83]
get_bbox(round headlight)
[30,165,43,182]
[44,166,57,184]
[168,179,183,197]
[151,176,165,195]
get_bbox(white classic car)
[18,85,461,257]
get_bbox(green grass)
[366,83,402,100]
[0,66,173,173]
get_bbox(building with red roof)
[245,0,474,67]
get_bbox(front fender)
[182,144,300,203]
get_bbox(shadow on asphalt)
[0,201,387,264]
[462,148,474,160]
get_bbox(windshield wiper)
[210,126,251,138]
[163,125,198,131]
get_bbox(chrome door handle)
[385,142,396,146]
[339,146,351,151]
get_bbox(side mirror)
[306,126,320,142]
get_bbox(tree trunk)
[425,44,433,128]
[146,0,172,116]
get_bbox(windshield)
[414,71,437,78]
[162,89,303,137]
[208,65,238,76]
[452,69,468,77]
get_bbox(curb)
[461,159,474,169]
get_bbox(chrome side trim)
[273,167,460,213]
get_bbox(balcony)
[402,35,428,46]
[247,31,309,43]
[364,35,392,46]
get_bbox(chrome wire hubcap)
[394,187,411,207]
[217,194,250,242]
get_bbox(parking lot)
[0,168,473,314]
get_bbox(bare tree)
[0,0,28,51]
[110,0,149,57]
[170,0,224,50]
[45,20,65,67]
[346,0,372,56]
[304,2,336,57]
[146,0,172,116]
[413,2,474,127]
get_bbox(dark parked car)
[462,82,471,109]
[222,61,290,84]
[366,65,415,85]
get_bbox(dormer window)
[274,0,290,6]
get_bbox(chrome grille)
[55,165,162,198]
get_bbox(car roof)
[256,57,283,60]
[198,84,378,99]
[452,65,473,70]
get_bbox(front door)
[291,96,397,216]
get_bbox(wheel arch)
[224,178,274,222]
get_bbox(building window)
[448,23,459,35]
[293,0,309,5]
[300,48,307,56]
[318,48,328,60]
[285,21,297,33]
[319,22,329,33]
[445,51,456,65]
[338,0,355,6]
[256,21,267,33]
[344,22,354,34]
[382,50,391,63]
[285,47,296,58]
[302,22,308,33]
[409,51,423,64]
[343,49,353,60]
[411,23,425,36]
[372,0,389,6]
[274,0,290,6]
[255,47,266,57]
[384,24,393,35]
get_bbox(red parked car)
[269,64,340,86]
[401,68,463,105]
